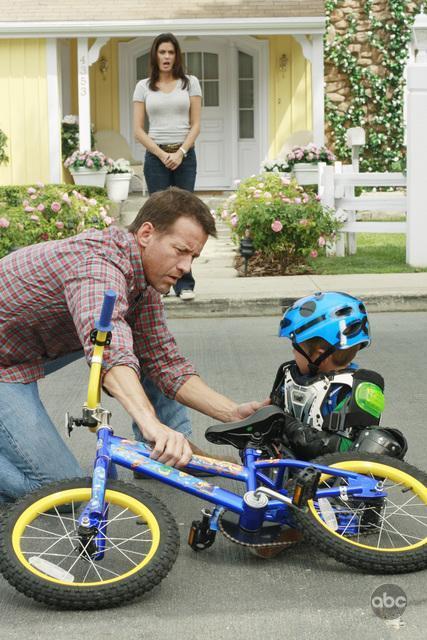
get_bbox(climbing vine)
[325,0,423,171]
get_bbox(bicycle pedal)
[291,467,321,510]
[188,512,216,551]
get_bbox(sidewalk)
[119,194,427,318]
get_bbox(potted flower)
[286,143,336,186]
[64,150,113,188]
[260,158,290,175]
[105,158,134,202]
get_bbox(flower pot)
[292,162,319,186]
[106,173,132,202]
[69,167,108,187]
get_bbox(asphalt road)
[1,312,427,640]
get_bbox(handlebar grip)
[95,290,117,332]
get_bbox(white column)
[77,38,91,151]
[406,60,427,266]
[46,39,62,182]
[311,35,324,147]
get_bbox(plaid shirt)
[0,226,197,397]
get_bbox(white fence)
[319,163,407,257]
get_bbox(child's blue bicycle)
[1,291,427,609]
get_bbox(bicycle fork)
[77,421,116,562]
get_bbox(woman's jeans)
[0,377,192,503]
[144,148,197,293]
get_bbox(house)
[0,0,325,190]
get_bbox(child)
[270,291,406,460]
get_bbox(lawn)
[309,233,427,274]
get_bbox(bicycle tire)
[295,453,427,574]
[0,477,179,609]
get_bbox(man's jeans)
[132,377,192,443]
[0,381,82,503]
[0,377,191,503]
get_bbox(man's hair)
[301,337,360,368]
[128,187,217,238]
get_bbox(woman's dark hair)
[148,33,189,91]
[128,187,217,238]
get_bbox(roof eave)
[0,17,326,38]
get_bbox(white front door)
[183,42,231,189]
[120,36,268,190]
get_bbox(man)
[0,187,264,503]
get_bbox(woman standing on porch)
[133,32,202,300]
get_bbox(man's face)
[135,217,208,293]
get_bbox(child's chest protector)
[282,366,354,431]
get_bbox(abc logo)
[371,584,407,620]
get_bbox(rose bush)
[220,173,341,275]
[0,183,112,258]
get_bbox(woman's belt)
[159,143,182,153]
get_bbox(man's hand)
[228,397,271,422]
[140,417,193,467]
[102,366,193,468]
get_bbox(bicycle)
[0,291,426,609]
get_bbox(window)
[238,51,254,139]
[184,52,219,107]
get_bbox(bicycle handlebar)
[87,290,117,411]
[95,289,117,332]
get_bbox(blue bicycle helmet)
[279,291,371,351]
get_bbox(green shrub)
[220,173,341,274]
[61,116,95,161]
[0,129,8,166]
[0,183,112,258]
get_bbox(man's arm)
[103,365,192,467]
[175,375,269,424]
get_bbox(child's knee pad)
[350,427,407,460]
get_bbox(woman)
[133,32,202,299]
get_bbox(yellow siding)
[70,39,121,132]
[0,39,50,185]
[259,35,312,158]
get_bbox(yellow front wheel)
[0,478,179,609]
[295,453,427,574]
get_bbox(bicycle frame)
[76,426,383,553]
[74,291,385,555]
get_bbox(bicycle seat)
[205,405,286,449]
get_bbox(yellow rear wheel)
[296,453,427,573]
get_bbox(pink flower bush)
[318,236,326,247]
[271,220,283,233]
[0,184,112,258]
[215,171,341,274]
